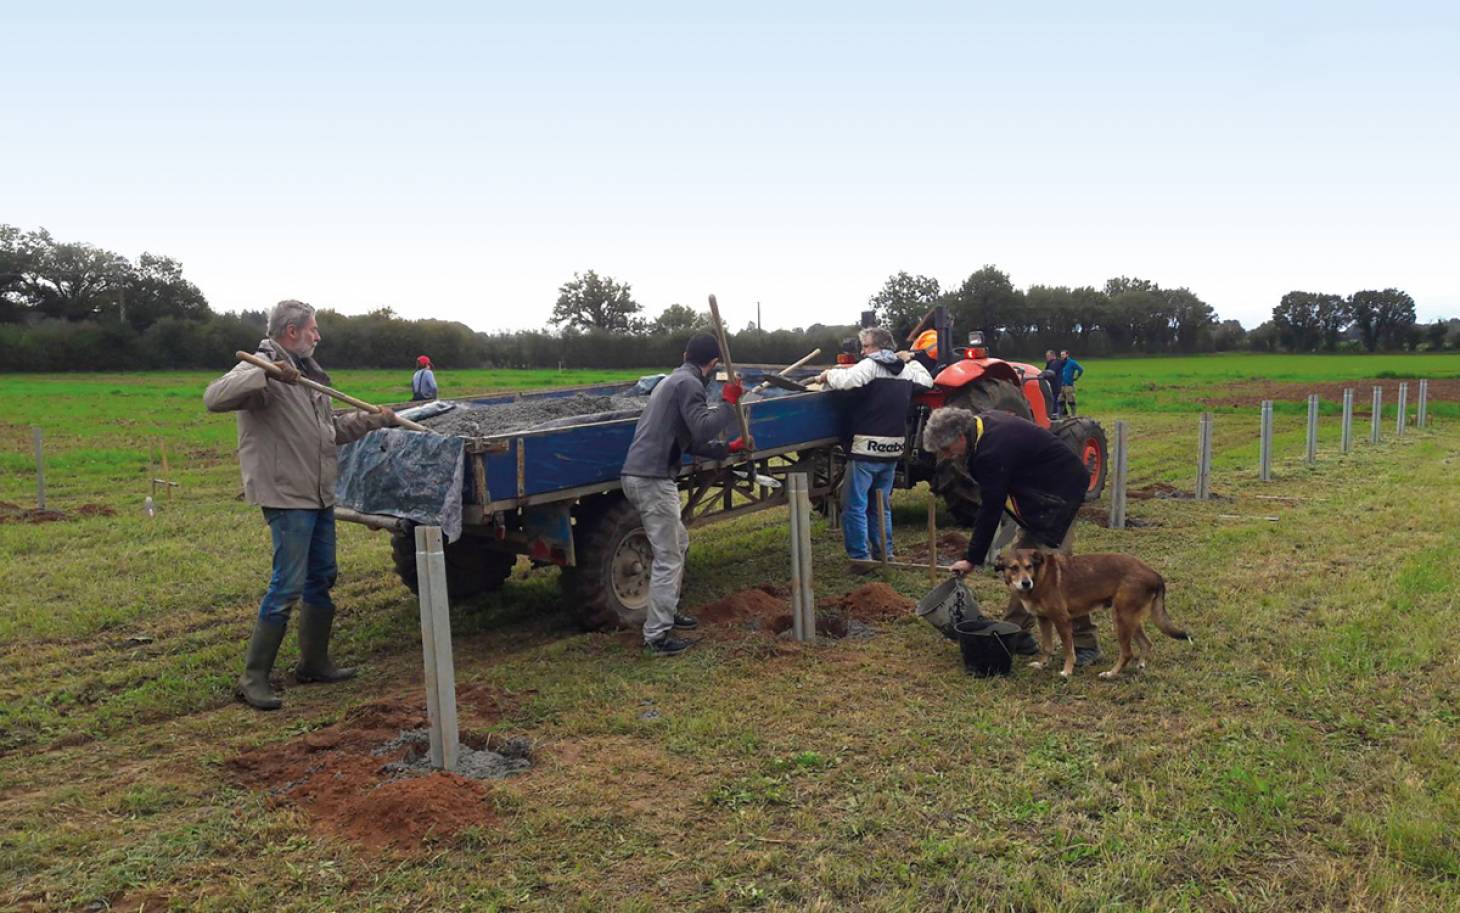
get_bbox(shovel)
[234,351,431,433]
[747,348,821,398]
[757,374,812,393]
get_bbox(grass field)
[2,353,1459,911]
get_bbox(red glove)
[728,438,746,453]
[721,380,744,405]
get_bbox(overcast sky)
[4,1,1457,333]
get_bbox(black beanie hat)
[684,333,720,366]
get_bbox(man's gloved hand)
[950,559,975,577]
[728,437,746,453]
[271,360,301,384]
[721,380,744,405]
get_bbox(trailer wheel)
[390,529,515,599]
[945,377,1034,421]
[1052,418,1108,501]
[565,495,654,631]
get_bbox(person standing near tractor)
[813,326,933,562]
[1043,349,1066,418]
[1059,349,1083,416]
[411,355,438,401]
[922,407,1102,666]
[620,333,745,657]
[204,299,401,710]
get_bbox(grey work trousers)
[1001,523,1100,652]
[621,475,689,644]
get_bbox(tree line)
[2,225,1453,373]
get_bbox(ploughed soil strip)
[0,501,115,524]
[226,684,526,852]
[1197,377,1457,410]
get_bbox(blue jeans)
[258,507,337,624]
[842,459,896,560]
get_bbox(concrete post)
[1341,388,1354,453]
[1259,401,1273,481]
[32,427,46,511]
[787,473,815,642]
[1305,394,1319,465]
[415,526,459,771]
[1196,413,1213,500]
[1371,386,1382,444]
[1110,420,1129,529]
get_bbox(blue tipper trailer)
[333,367,848,630]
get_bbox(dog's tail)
[1150,582,1190,641]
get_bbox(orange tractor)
[895,307,1108,502]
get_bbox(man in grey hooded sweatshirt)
[620,333,745,656]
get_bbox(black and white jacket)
[822,350,933,461]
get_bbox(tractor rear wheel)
[1052,418,1108,501]
[563,494,654,631]
[390,529,516,599]
[945,377,1034,421]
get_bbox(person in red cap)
[411,355,437,401]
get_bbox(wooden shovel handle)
[706,295,754,452]
[234,351,430,433]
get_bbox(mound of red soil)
[227,687,512,852]
[1127,482,1191,500]
[901,531,969,565]
[1077,505,1161,528]
[820,582,916,622]
[695,587,792,625]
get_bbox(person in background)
[411,355,438,401]
[812,326,933,562]
[1043,349,1066,418]
[910,328,940,375]
[1059,349,1083,416]
[922,406,1102,666]
[204,299,401,710]
[620,333,745,656]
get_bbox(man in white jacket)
[813,326,933,560]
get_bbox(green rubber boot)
[294,604,357,684]
[236,620,287,710]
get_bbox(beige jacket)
[204,339,392,509]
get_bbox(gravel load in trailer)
[416,392,651,438]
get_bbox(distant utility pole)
[757,301,762,331]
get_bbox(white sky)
[4,2,1458,332]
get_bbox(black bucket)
[953,619,1023,677]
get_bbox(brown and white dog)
[993,548,1190,679]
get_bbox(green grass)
[2,356,1459,911]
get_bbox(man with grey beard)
[205,299,401,710]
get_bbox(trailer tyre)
[1052,418,1109,501]
[945,377,1034,421]
[390,529,515,600]
[565,495,654,632]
